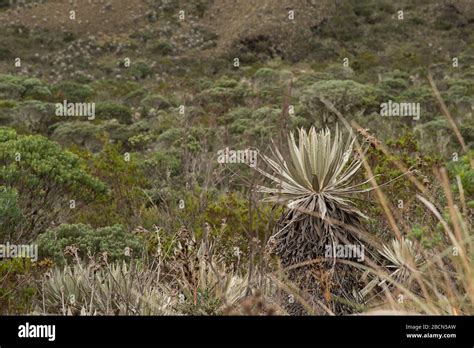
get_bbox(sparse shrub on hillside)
[95,102,132,124]
[301,80,381,126]
[390,45,425,71]
[352,0,393,24]
[378,77,410,95]
[192,77,214,90]
[230,34,278,63]
[91,80,142,100]
[289,115,311,130]
[228,118,253,135]
[128,61,153,80]
[252,106,280,122]
[0,47,13,60]
[443,79,474,105]
[220,106,251,126]
[37,224,142,266]
[324,64,355,80]
[124,89,148,107]
[157,127,184,146]
[314,1,362,42]
[52,81,94,102]
[0,110,13,127]
[149,39,174,56]
[10,100,56,133]
[0,100,17,109]
[352,52,380,73]
[414,117,455,156]
[196,82,253,116]
[460,119,474,146]
[141,94,172,111]
[433,3,462,31]
[103,121,140,145]
[0,259,38,315]
[225,106,278,145]
[22,78,52,101]
[51,121,104,152]
[197,85,249,105]
[253,68,292,86]
[215,77,239,88]
[0,75,26,99]
[203,192,282,258]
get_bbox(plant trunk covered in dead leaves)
[270,205,365,315]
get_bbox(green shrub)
[0,186,25,240]
[0,47,12,60]
[315,2,362,42]
[289,115,311,129]
[0,100,17,109]
[196,84,250,109]
[460,119,474,145]
[448,154,474,199]
[301,79,381,120]
[142,149,182,180]
[202,192,283,257]
[129,61,153,79]
[141,94,172,110]
[220,107,252,126]
[443,79,474,105]
[0,259,37,314]
[95,102,132,124]
[252,106,280,121]
[0,77,26,99]
[51,122,104,152]
[124,89,148,107]
[229,118,253,134]
[414,117,455,155]
[378,77,410,94]
[91,79,141,99]
[128,132,156,150]
[253,68,280,82]
[149,39,174,55]
[22,78,52,101]
[10,100,56,133]
[215,77,239,88]
[37,224,142,266]
[157,128,184,145]
[0,0,10,9]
